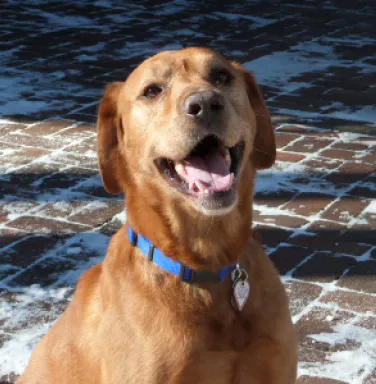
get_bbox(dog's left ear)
[233,62,276,169]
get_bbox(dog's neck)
[125,168,255,271]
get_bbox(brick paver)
[1,1,376,383]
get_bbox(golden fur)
[18,47,297,384]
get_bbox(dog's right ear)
[97,82,124,194]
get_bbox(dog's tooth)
[225,148,231,165]
[175,162,186,176]
[204,188,210,194]
[195,180,205,192]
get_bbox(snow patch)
[364,201,376,214]
[299,323,376,383]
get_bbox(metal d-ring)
[231,265,248,282]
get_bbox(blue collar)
[128,226,236,283]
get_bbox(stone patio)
[0,1,375,383]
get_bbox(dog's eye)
[143,84,163,99]
[212,70,232,87]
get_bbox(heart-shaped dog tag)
[233,279,250,311]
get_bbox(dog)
[18,47,297,383]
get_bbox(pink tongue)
[181,151,233,192]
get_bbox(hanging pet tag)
[231,266,250,311]
[233,279,250,311]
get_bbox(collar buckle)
[148,244,155,262]
[180,264,190,282]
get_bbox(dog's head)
[98,47,275,216]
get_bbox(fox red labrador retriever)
[19,47,297,383]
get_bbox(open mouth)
[155,135,245,203]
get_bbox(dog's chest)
[167,315,254,382]
[177,344,259,384]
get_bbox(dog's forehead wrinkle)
[180,58,189,74]
[173,50,219,76]
[141,64,173,82]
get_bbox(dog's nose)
[183,91,225,123]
